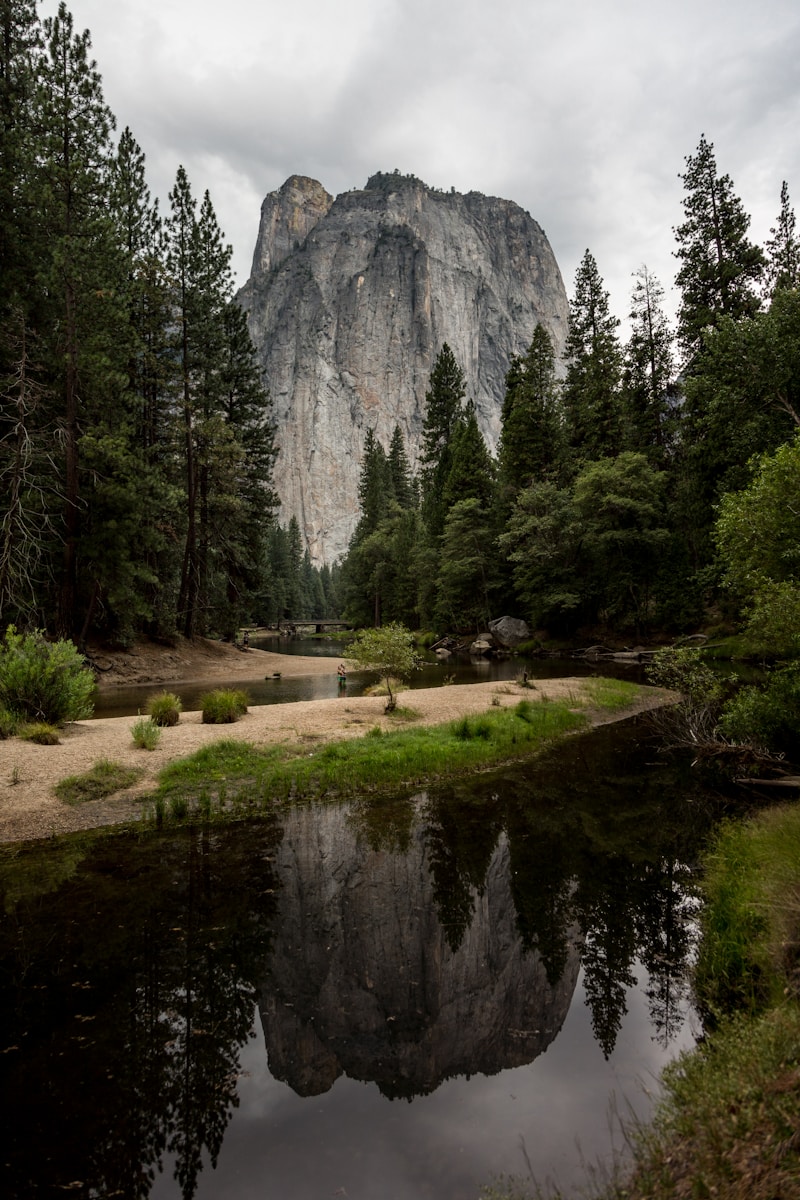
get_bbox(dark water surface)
[91,637,647,719]
[0,718,719,1199]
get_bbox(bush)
[720,663,800,758]
[0,626,95,724]
[147,691,182,727]
[0,707,17,739]
[200,688,249,724]
[18,722,60,745]
[131,717,162,750]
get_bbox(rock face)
[238,172,569,563]
[257,798,581,1099]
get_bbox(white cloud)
[39,0,800,327]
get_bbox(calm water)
[0,719,718,1200]
[91,637,647,719]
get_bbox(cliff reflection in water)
[259,801,581,1099]
[0,720,714,1198]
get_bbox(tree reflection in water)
[0,719,716,1197]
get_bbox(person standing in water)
[337,663,347,691]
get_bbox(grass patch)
[612,1004,800,1200]
[363,677,408,698]
[0,706,18,738]
[569,796,800,1200]
[147,700,590,825]
[146,691,182,726]
[581,675,642,711]
[55,758,143,806]
[200,688,249,724]
[17,721,60,745]
[386,704,421,722]
[695,804,800,1020]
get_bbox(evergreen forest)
[340,141,800,645]
[3,2,800,650]
[0,0,339,646]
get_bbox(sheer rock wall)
[238,172,569,563]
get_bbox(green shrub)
[146,691,182,727]
[200,688,249,724]
[720,662,800,758]
[515,637,542,656]
[131,717,161,750]
[18,721,60,745]
[0,626,95,724]
[0,706,17,739]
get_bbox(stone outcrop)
[489,616,531,648]
[238,172,569,563]
[257,798,581,1099]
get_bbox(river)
[0,699,720,1200]
[91,636,648,719]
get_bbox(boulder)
[489,616,531,648]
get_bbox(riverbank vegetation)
[142,680,640,826]
[612,803,800,1200]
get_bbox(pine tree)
[674,134,764,353]
[34,2,122,635]
[442,403,495,511]
[167,166,201,635]
[216,301,278,632]
[0,0,40,318]
[356,428,393,535]
[497,324,562,498]
[435,498,495,632]
[419,344,467,537]
[387,425,414,509]
[764,181,800,298]
[561,251,623,463]
[622,267,676,459]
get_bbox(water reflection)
[0,721,715,1198]
[260,805,581,1101]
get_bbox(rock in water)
[238,171,569,563]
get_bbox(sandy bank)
[0,669,670,846]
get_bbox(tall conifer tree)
[674,134,764,353]
[35,2,121,634]
[623,267,675,459]
[419,344,467,537]
[764,181,800,298]
[498,324,562,499]
[561,251,623,464]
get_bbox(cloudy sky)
[39,0,800,327]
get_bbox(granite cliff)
[238,172,569,563]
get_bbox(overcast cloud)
[39,0,800,327]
